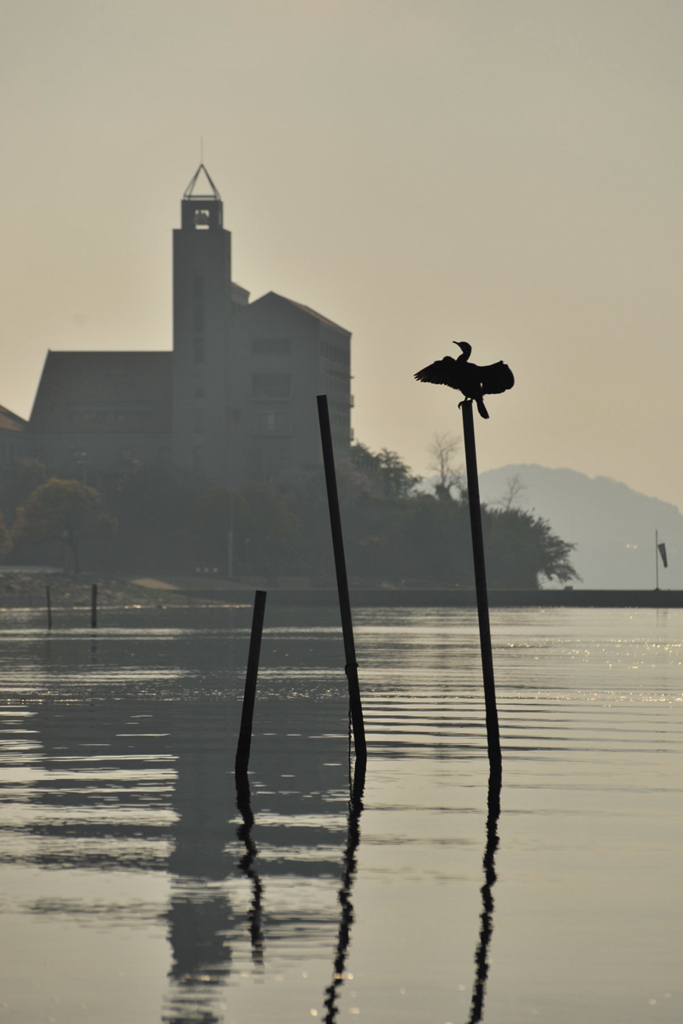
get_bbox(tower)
[172,163,351,494]
[172,164,232,482]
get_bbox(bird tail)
[476,398,489,419]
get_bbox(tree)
[0,512,11,560]
[491,473,527,512]
[0,457,47,521]
[482,506,579,588]
[13,478,117,573]
[237,482,295,573]
[428,432,464,501]
[348,443,421,499]
[192,482,296,574]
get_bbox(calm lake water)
[0,605,681,1023]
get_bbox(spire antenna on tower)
[183,163,221,201]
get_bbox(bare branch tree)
[493,473,527,512]
[428,432,464,500]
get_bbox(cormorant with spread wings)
[414,341,514,419]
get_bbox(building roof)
[29,351,172,435]
[0,404,27,433]
[244,292,351,335]
[183,163,221,201]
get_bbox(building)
[17,165,352,490]
[0,404,27,471]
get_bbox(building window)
[194,372,205,398]
[252,373,291,399]
[193,337,204,363]
[254,410,291,434]
[193,408,205,433]
[320,340,349,367]
[252,338,291,355]
[324,371,350,399]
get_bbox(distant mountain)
[478,464,683,590]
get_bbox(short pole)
[461,399,502,771]
[317,395,367,763]
[235,590,267,777]
[46,586,52,631]
[90,583,98,629]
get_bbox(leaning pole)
[317,395,367,763]
[461,400,502,774]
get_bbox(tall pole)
[461,400,502,773]
[655,529,659,591]
[317,395,367,763]
[235,590,267,777]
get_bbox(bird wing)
[477,360,514,395]
[414,356,460,387]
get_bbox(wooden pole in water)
[46,586,52,631]
[317,395,367,763]
[235,590,267,777]
[90,583,98,629]
[461,399,502,772]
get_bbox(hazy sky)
[2,1,683,505]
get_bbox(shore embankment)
[175,587,683,608]
[1,572,681,610]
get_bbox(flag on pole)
[658,542,668,568]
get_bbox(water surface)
[0,606,681,1023]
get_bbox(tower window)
[252,373,291,399]
[252,338,291,355]
[193,210,211,229]
[254,411,291,434]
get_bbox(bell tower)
[172,164,232,481]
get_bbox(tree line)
[0,439,578,588]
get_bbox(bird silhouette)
[414,342,514,419]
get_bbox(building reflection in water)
[162,700,236,1024]
[322,757,366,1024]
[467,766,502,1024]
[3,620,361,1022]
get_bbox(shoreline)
[1,571,683,610]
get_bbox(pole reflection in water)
[467,767,502,1024]
[322,757,366,1024]
[235,773,265,966]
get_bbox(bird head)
[453,341,472,358]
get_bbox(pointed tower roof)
[183,163,221,201]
